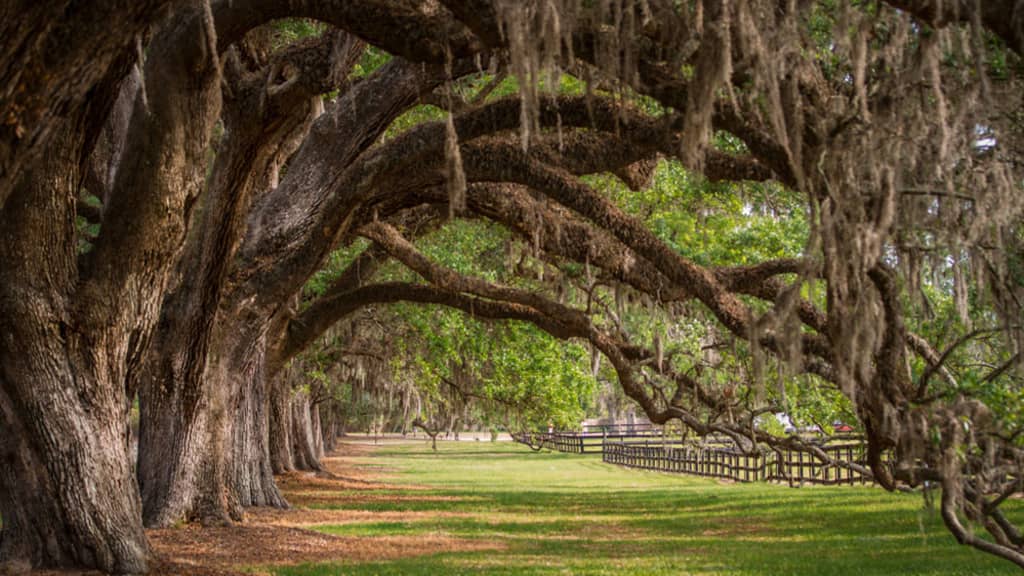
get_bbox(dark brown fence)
[602,438,875,486]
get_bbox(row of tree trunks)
[269,366,327,474]
[3,2,1022,572]
[131,56,457,526]
[0,3,455,571]
[139,299,336,528]
[124,18,477,540]
[134,27,356,527]
[141,309,300,528]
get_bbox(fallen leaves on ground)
[144,443,500,574]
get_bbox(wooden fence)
[512,427,664,454]
[602,438,875,486]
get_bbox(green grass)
[269,441,1021,575]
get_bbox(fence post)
[846,446,853,485]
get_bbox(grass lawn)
[269,441,1021,576]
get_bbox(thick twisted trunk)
[1,6,221,560]
[0,386,149,573]
[165,58,457,507]
[137,30,348,525]
[269,376,295,474]
[135,102,272,525]
[137,29,365,524]
[137,366,229,526]
[145,310,290,523]
[196,60,464,501]
[290,388,322,472]
[0,119,150,572]
[220,314,288,509]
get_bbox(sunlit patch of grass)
[265,441,1023,576]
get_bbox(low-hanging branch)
[289,203,1019,544]
[352,220,845,451]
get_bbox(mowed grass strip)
[268,441,1022,576]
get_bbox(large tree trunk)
[137,287,277,528]
[136,30,359,525]
[0,118,150,573]
[145,309,291,523]
[221,315,289,509]
[1,6,222,566]
[312,404,326,461]
[269,375,296,474]
[290,388,322,472]
[134,91,269,526]
[0,387,149,574]
[137,365,229,526]
[321,406,339,453]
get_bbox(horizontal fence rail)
[513,430,878,486]
[602,439,876,486]
[512,428,664,454]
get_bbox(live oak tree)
[0,0,472,570]
[0,3,221,571]
[2,0,1024,573]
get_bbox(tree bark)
[290,388,322,472]
[0,0,171,206]
[312,405,325,461]
[220,314,288,509]
[137,376,231,527]
[0,388,148,574]
[0,118,150,573]
[321,406,339,453]
[147,57,457,514]
[1,4,222,566]
[269,375,295,474]
[136,29,353,526]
